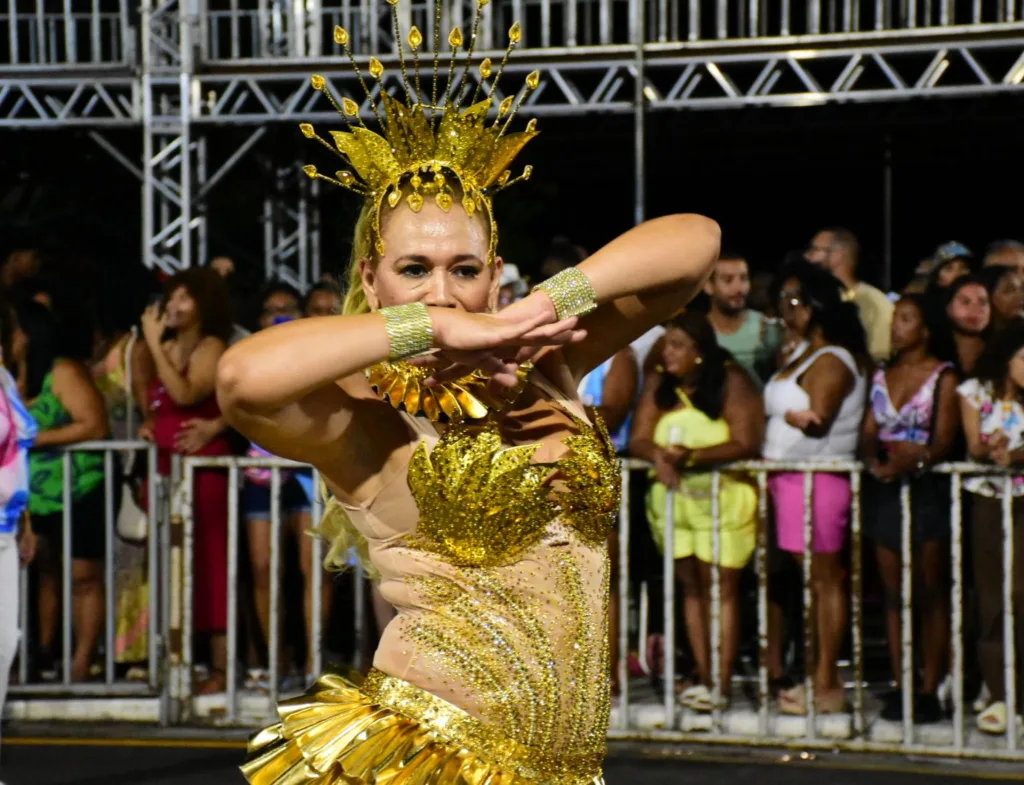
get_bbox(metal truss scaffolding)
[263,160,321,292]
[142,0,205,274]
[1,2,1024,282]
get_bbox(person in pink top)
[0,296,37,772]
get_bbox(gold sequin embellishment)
[557,412,620,545]
[404,537,611,784]
[407,410,620,568]
[407,419,557,567]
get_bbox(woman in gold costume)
[220,5,720,783]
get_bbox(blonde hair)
[340,203,374,317]
[313,201,377,577]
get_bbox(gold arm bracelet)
[380,302,434,360]
[533,267,597,320]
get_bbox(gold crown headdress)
[299,0,540,263]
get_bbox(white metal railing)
[171,455,358,725]
[612,457,1022,759]
[0,1,130,67]
[14,445,1022,761]
[201,0,1024,61]
[12,440,163,702]
[3,0,1021,67]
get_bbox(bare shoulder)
[806,352,854,385]
[197,335,227,356]
[52,357,89,383]
[724,363,758,395]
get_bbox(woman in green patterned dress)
[12,300,108,682]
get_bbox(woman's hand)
[867,458,897,483]
[495,290,558,332]
[137,418,155,442]
[988,432,1013,467]
[141,304,167,348]
[18,513,37,567]
[785,409,822,432]
[653,446,686,488]
[417,306,586,386]
[175,417,224,454]
[886,442,927,475]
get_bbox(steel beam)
[1,32,1023,126]
[175,37,1024,123]
[262,159,320,291]
[142,0,205,273]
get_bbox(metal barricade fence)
[613,457,1021,760]
[173,454,367,726]
[10,440,165,718]
[22,446,1021,762]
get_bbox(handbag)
[117,329,148,544]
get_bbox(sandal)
[196,669,227,696]
[778,684,846,715]
[977,702,1007,735]
[679,684,730,712]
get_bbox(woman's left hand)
[785,409,821,431]
[140,303,167,347]
[18,515,37,566]
[175,418,223,454]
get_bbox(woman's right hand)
[137,418,155,442]
[653,447,681,488]
[418,307,586,386]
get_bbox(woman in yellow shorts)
[631,311,764,711]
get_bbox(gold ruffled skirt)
[241,669,605,785]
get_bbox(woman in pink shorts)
[763,260,868,715]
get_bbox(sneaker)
[880,690,943,724]
[36,652,58,682]
[914,693,943,724]
[880,689,903,721]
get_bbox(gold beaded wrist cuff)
[380,302,434,360]
[533,267,597,320]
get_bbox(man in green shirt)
[805,227,894,363]
[705,252,782,387]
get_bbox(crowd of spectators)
[1,226,1023,738]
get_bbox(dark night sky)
[1,93,1021,292]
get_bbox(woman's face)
[937,258,970,288]
[305,289,341,318]
[992,271,1024,322]
[890,299,926,354]
[661,327,702,379]
[778,277,812,335]
[361,200,500,313]
[1009,347,1024,390]
[165,286,199,330]
[947,283,990,335]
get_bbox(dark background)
[1,93,1021,291]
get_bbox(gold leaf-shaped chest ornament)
[365,359,532,423]
[406,419,558,567]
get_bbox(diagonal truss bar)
[166,35,1024,122]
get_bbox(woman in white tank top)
[762,260,868,716]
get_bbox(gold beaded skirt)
[241,669,606,785]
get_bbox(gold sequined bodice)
[407,409,619,568]
[338,375,619,784]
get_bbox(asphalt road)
[2,738,1022,785]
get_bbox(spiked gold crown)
[299,0,540,263]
